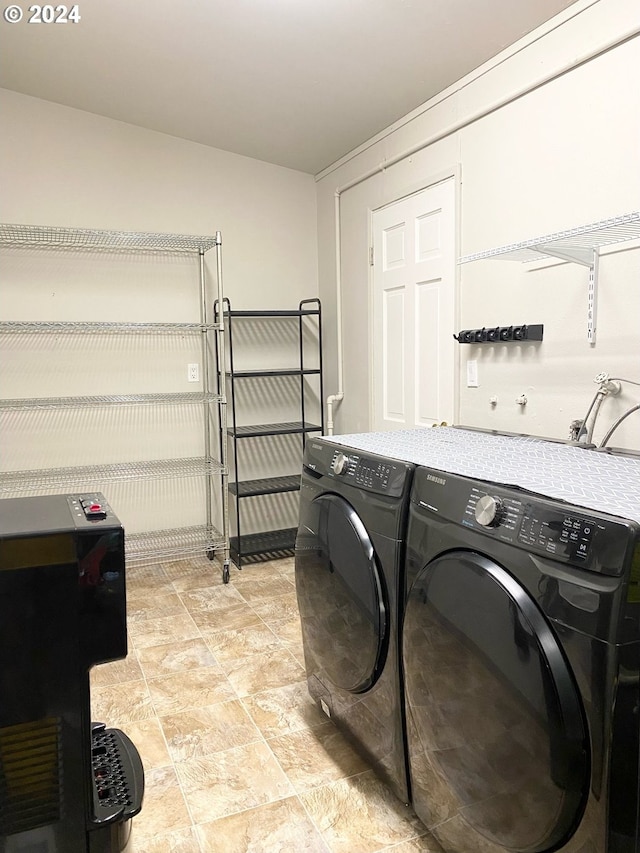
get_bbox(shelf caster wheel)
[206,548,215,561]
[222,563,230,584]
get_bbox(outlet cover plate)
[466,359,478,388]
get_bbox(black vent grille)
[92,730,134,812]
[0,717,62,836]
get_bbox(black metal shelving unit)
[217,299,324,567]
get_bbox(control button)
[331,453,349,475]
[474,495,504,528]
[80,497,107,520]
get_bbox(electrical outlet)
[187,363,199,383]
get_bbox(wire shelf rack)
[459,211,640,264]
[228,421,322,438]
[229,528,297,564]
[0,457,223,494]
[126,525,225,566]
[0,392,223,411]
[0,321,217,334]
[0,224,219,254]
[229,475,301,498]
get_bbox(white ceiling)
[1,0,580,174]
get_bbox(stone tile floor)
[91,555,443,853]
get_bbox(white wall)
[0,90,319,538]
[0,88,318,310]
[316,0,640,450]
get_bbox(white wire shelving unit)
[0,458,225,493]
[459,211,640,346]
[126,525,228,566]
[0,320,218,334]
[0,392,224,411]
[0,224,220,254]
[0,224,231,580]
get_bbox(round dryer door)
[403,550,589,852]
[296,493,388,693]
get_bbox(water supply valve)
[594,372,622,396]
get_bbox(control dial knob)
[474,494,504,528]
[331,453,349,475]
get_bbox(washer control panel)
[463,486,601,564]
[414,467,633,575]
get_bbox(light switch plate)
[466,359,478,388]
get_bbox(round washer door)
[403,550,589,852]
[295,493,388,693]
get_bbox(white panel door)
[372,178,456,432]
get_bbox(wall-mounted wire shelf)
[458,211,640,346]
[0,392,223,411]
[0,321,218,334]
[0,224,219,254]
[458,211,640,264]
[0,457,223,495]
[126,525,226,566]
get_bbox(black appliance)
[295,437,414,802]
[403,466,640,852]
[0,493,144,853]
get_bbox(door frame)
[368,166,462,429]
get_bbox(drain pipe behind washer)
[326,190,344,435]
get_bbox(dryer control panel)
[329,449,405,495]
[303,440,412,497]
[331,451,393,488]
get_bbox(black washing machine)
[403,465,640,853]
[294,436,415,803]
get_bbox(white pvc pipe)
[325,191,344,435]
[324,25,640,435]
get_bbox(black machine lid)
[403,550,589,851]
[296,493,388,693]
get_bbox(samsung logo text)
[427,474,446,486]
